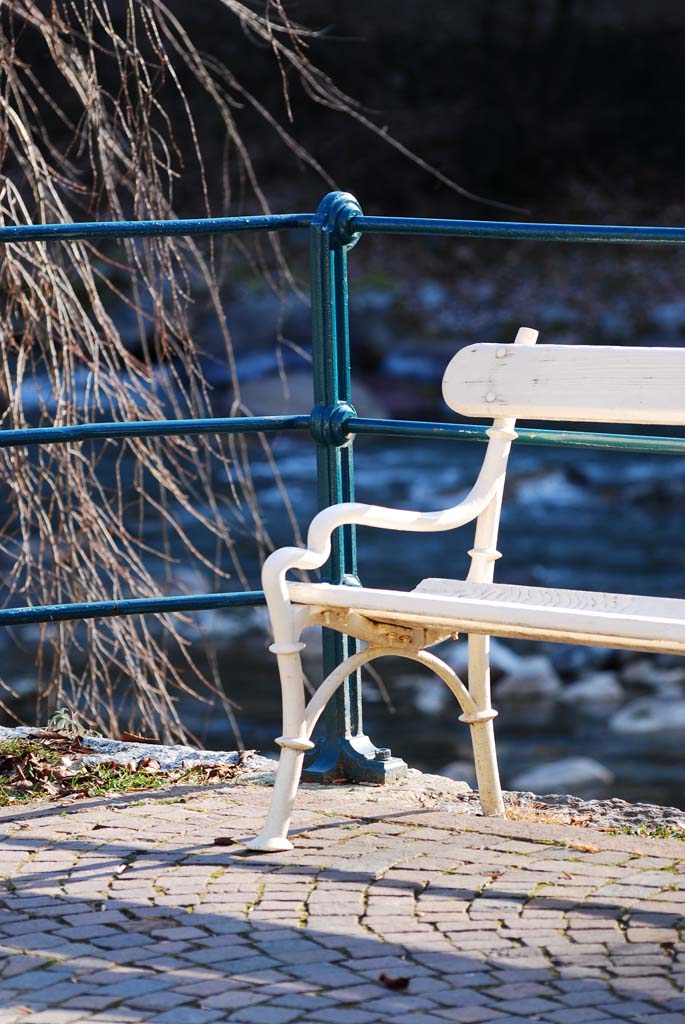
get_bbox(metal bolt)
[374,748,392,762]
[485,391,496,403]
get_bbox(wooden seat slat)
[414,577,685,620]
[286,579,685,654]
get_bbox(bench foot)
[243,835,294,853]
[244,745,305,852]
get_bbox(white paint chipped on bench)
[245,326,685,852]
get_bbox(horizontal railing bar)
[0,590,265,626]
[347,417,685,454]
[6,213,685,247]
[0,213,315,244]
[0,414,310,447]
[2,412,684,455]
[352,215,685,245]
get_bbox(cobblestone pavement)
[1,777,685,1024]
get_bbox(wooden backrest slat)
[442,344,685,425]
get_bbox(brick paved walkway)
[1,776,685,1023]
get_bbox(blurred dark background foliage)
[244,0,685,217]
[8,0,685,220]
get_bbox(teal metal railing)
[3,189,685,781]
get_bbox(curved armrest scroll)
[262,433,511,642]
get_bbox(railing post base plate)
[302,735,408,784]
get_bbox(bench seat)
[287,578,685,655]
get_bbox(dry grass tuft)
[505,796,594,828]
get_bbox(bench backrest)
[443,341,685,426]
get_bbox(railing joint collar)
[314,191,363,248]
[309,402,357,448]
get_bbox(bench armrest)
[262,430,513,641]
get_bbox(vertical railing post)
[303,191,407,783]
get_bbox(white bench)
[246,327,685,851]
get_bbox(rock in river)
[495,655,562,701]
[439,759,477,789]
[610,697,685,734]
[509,756,614,797]
[559,671,625,709]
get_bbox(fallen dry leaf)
[1,736,249,806]
[379,973,410,990]
[213,836,237,846]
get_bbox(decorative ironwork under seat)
[246,326,685,851]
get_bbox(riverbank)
[3,725,684,838]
